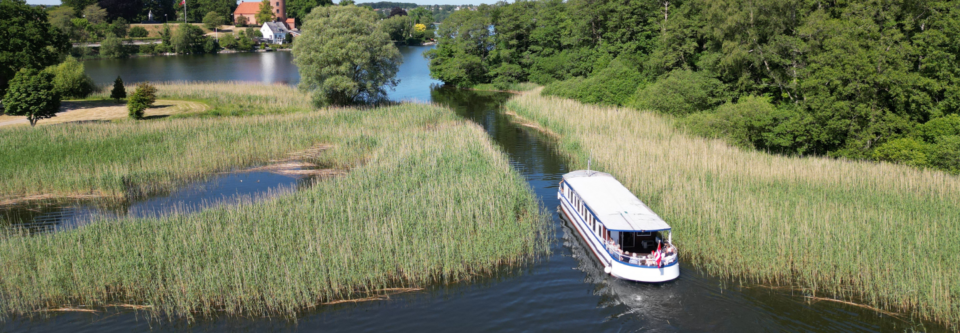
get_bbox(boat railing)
[602,242,678,267]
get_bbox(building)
[234,0,291,27]
[261,22,289,44]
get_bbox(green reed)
[506,88,960,328]
[0,84,550,319]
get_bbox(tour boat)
[558,170,679,282]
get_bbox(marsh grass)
[92,81,314,116]
[507,88,960,327]
[470,82,539,93]
[0,84,550,319]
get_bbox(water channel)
[1,47,942,332]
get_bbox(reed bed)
[0,85,550,318]
[507,88,960,327]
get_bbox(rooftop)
[234,2,260,15]
[563,170,671,232]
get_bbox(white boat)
[558,170,679,282]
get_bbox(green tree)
[171,23,206,54]
[220,33,237,49]
[43,56,96,99]
[127,83,157,119]
[380,15,412,42]
[236,15,248,27]
[424,9,493,88]
[203,11,225,30]
[160,23,172,46]
[2,68,61,127]
[293,5,401,106]
[48,6,76,37]
[339,0,355,6]
[237,33,255,50]
[108,17,129,38]
[110,76,126,101]
[82,4,108,24]
[61,0,96,16]
[256,0,275,25]
[0,0,71,97]
[407,7,433,25]
[287,0,333,22]
[100,33,127,58]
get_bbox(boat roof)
[563,170,671,232]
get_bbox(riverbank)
[505,89,960,328]
[0,83,550,318]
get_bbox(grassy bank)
[0,87,550,318]
[469,82,539,93]
[507,89,960,327]
[92,81,314,116]
[1,83,317,201]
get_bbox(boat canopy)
[562,170,671,232]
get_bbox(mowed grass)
[91,81,314,116]
[0,85,550,318]
[507,88,960,327]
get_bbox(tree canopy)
[292,5,401,106]
[2,68,61,127]
[256,0,275,24]
[427,0,960,172]
[0,0,70,97]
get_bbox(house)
[261,22,289,44]
[235,0,288,26]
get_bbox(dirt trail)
[0,100,209,128]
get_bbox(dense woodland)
[427,0,960,173]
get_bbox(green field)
[0,83,549,318]
[506,88,960,327]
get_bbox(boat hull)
[558,191,679,283]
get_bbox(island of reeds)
[0,82,550,319]
[505,88,960,328]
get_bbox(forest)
[426,0,960,173]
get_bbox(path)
[0,100,209,128]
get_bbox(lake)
[1,46,939,332]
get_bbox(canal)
[1,46,937,332]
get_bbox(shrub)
[127,83,157,119]
[930,135,960,173]
[2,68,61,126]
[917,114,960,142]
[203,37,219,54]
[630,69,725,115]
[138,43,155,54]
[542,57,643,106]
[110,76,126,102]
[681,96,778,149]
[100,33,126,58]
[236,15,248,27]
[109,17,129,38]
[871,138,932,167]
[128,26,149,38]
[220,34,237,49]
[43,56,96,99]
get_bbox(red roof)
[234,2,259,15]
[285,18,295,27]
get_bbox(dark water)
[2,46,944,332]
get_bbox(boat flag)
[654,241,663,267]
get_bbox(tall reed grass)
[507,88,960,327]
[0,85,550,318]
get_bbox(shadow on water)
[2,47,949,332]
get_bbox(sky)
[26,0,491,6]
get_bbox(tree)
[292,5,401,106]
[339,0,354,6]
[43,56,96,99]
[236,15,248,27]
[108,17,129,38]
[388,7,406,18]
[48,6,76,36]
[237,33,254,50]
[110,76,126,101]
[2,69,61,127]
[61,0,96,16]
[203,11,225,30]
[0,0,70,97]
[287,0,333,22]
[256,0,274,24]
[98,0,143,22]
[100,33,126,58]
[380,15,412,42]
[220,33,237,49]
[160,23,172,45]
[82,4,108,24]
[407,7,433,25]
[127,83,157,119]
[424,9,493,88]
[171,23,206,54]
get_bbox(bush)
[917,114,960,142]
[542,57,643,106]
[630,69,725,115]
[681,96,779,149]
[929,135,960,173]
[871,138,932,167]
[109,17,129,38]
[138,43,155,54]
[3,68,61,126]
[236,15,248,27]
[127,83,157,119]
[128,26,149,38]
[100,34,126,58]
[220,34,237,49]
[43,56,96,99]
[203,37,219,54]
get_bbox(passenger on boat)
[629,253,640,265]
